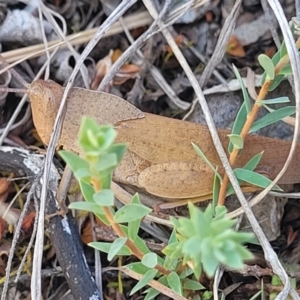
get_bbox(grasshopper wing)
[138,162,217,199]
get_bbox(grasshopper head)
[29,79,64,146]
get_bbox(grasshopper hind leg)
[138,162,215,199]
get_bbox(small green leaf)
[108,237,128,261]
[109,144,127,163]
[144,276,168,300]
[130,193,141,204]
[163,230,179,270]
[226,152,264,196]
[256,97,290,105]
[268,74,285,91]
[127,195,143,239]
[74,168,92,182]
[59,150,90,173]
[243,152,264,171]
[93,189,114,206]
[127,195,143,240]
[229,102,247,153]
[68,201,105,215]
[168,229,178,245]
[232,65,251,113]
[212,173,220,210]
[144,288,160,300]
[227,134,244,150]
[128,219,140,240]
[250,106,295,133]
[193,260,202,279]
[271,274,282,286]
[192,142,222,181]
[201,253,219,277]
[79,180,94,202]
[258,54,275,80]
[233,168,283,191]
[86,128,99,148]
[94,153,117,174]
[99,173,112,190]
[114,204,152,223]
[142,253,158,268]
[214,205,227,218]
[163,255,178,271]
[203,291,213,300]
[163,242,181,259]
[179,267,194,279]
[261,50,281,86]
[278,64,292,75]
[131,235,151,255]
[246,235,261,245]
[183,279,205,290]
[89,241,131,256]
[257,96,289,105]
[279,40,287,58]
[126,262,150,275]
[167,272,182,295]
[130,269,158,295]
[78,118,117,154]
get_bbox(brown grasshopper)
[25,79,300,205]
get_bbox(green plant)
[58,26,300,299]
[215,37,298,205]
[163,204,253,278]
[190,40,297,209]
[59,117,254,299]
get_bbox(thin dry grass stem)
[119,17,190,110]
[37,4,51,80]
[199,0,240,88]
[0,87,28,94]
[90,212,103,295]
[0,36,81,78]
[0,54,30,88]
[264,4,300,299]
[1,11,152,63]
[99,0,183,91]
[183,0,240,120]
[0,106,31,135]
[15,191,39,283]
[261,0,282,48]
[39,2,89,87]
[218,36,300,206]
[1,181,38,300]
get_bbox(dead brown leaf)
[91,49,140,89]
[81,217,117,244]
[91,50,113,91]
[226,35,245,57]
[113,63,140,85]
[22,211,36,232]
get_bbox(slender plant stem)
[218,37,300,205]
[91,177,170,276]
